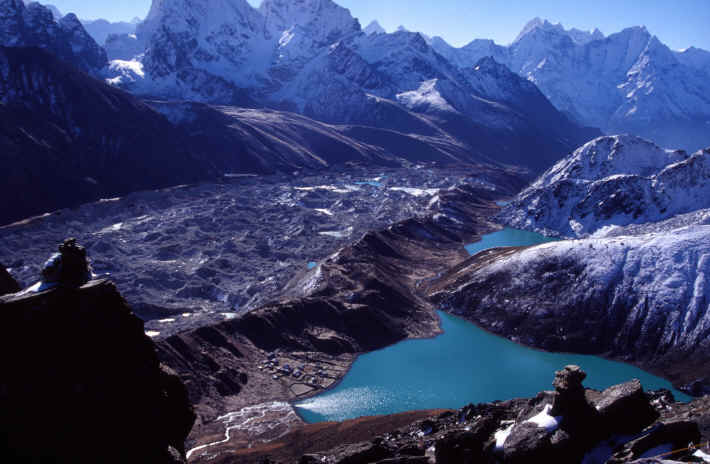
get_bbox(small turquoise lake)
[465,227,558,256]
[294,228,691,423]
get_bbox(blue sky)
[48,0,710,50]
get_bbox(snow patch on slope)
[483,224,710,353]
[396,79,456,113]
[500,135,710,237]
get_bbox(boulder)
[0,264,20,295]
[334,441,396,464]
[502,421,554,463]
[608,421,701,463]
[435,416,498,463]
[595,379,659,435]
[41,238,92,287]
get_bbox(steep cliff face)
[0,279,195,463]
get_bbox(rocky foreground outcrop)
[0,279,195,463]
[221,366,709,463]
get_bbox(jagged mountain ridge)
[498,135,710,238]
[1,0,106,73]
[513,17,605,45]
[105,0,597,172]
[81,18,138,46]
[431,18,710,152]
[363,20,385,35]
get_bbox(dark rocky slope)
[0,278,195,463]
[0,46,211,225]
[147,102,398,172]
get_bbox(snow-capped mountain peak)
[1,0,106,73]
[513,17,604,45]
[432,18,710,152]
[530,134,687,189]
[499,135,710,238]
[260,0,360,44]
[363,20,385,35]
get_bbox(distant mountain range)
[431,18,710,152]
[5,0,710,224]
[104,0,597,169]
[101,2,709,152]
[19,0,139,46]
[2,0,106,73]
[81,17,140,46]
[8,0,710,154]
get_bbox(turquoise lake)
[355,181,383,187]
[464,227,558,256]
[294,228,691,423]
[295,312,691,423]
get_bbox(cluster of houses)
[258,352,331,388]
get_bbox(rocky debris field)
[151,174,518,458]
[0,164,523,339]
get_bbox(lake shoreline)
[295,225,694,424]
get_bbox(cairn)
[41,238,92,287]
